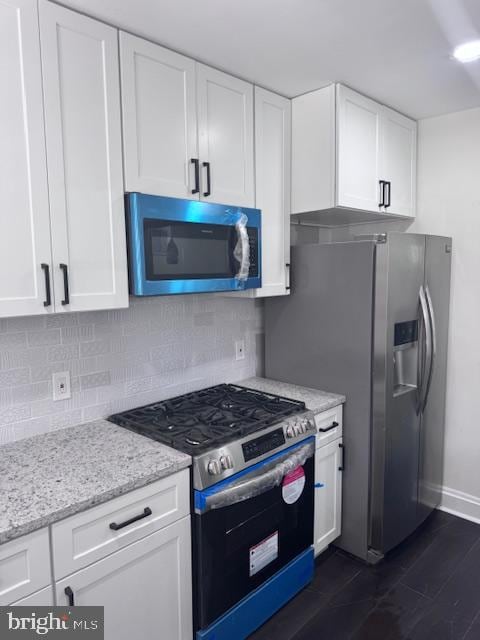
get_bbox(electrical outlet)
[52,371,71,401]
[235,339,245,361]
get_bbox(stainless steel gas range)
[109,384,316,640]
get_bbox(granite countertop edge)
[0,459,191,546]
[238,376,345,414]
[0,419,191,546]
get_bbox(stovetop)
[108,384,306,456]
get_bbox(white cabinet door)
[336,85,383,213]
[56,516,192,640]
[120,33,198,199]
[0,528,51,606]
[314,439,343,556]
[381,107,417,218]
[40,1,128,313]
[197,64,254,207]
[11,586,54,607]
[253,87,291,297]
[0,0,53,318]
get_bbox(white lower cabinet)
[56,515,192,640]
[314,437,343,557]
[11,586,54,606]
[0,528,51,606]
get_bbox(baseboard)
[438,486,480,525]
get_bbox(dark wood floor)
[250,511,480,640]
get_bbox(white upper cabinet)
[120,46,255,209]
[120,33,198,199]
[197,64,255,207]
[40,0,128,313]
[253,87,291,297]
[336,85,383,212]
[381,106,417,217]
[292,83,417,224]
[0,0,53,318]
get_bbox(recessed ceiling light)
[453,40,480,63]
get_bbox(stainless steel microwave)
[125,193,261,296]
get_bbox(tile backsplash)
[0,295,264,444]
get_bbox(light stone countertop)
[0,419,191,545]
[238,377,345,414]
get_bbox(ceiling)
[62,0,480,119]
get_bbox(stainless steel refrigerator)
[265,233,452,563]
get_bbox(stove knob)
[207,459,221,476]
[307,419,315,430]
[293,423,301,436]
[286,425,295,438]
[301,419,309,433]
[220,455,234,470]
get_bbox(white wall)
[410,106,480,522]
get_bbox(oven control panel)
[196,411,316,489]
[242,428,286,462]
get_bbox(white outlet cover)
[235,340,245,361]
[52,371,71,402]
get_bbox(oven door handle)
[199,440,315,513]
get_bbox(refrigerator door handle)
[417,286,432,414]
[422,285,437,413]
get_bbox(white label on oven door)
[282,466,306,504]
[249,531,278,577]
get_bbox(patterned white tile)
[0,294,262,443]
[80,371,111,390]
[27,329,61,347]
[61,325,95,343]
[10,382,50,404]
[0,347,47,370]
[47,344,79,362]
[0,368,30,387]
[0,333,28,348]
[0,404,31,425]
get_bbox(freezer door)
[370,233,425,554]
[417,236,452,525]
[265,241,375,560]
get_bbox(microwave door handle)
[234,214,250,281]
[200,441,315,513]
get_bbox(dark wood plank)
[400,517,480,598]
[350,583,431,640]
[249,588,328,640]
[292,600,375,640]
[308,550,364,596]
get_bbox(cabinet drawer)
[52,469,190,579]
[11,586,54,606]
[314,405,343,448]
[0,528,51,605]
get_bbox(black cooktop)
[108,384,306,456]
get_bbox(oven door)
[193,438,315,630]
[126,193,261,295]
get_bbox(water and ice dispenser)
[393,320,419,396]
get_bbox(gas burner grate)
[108,384,306,455]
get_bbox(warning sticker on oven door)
[249,532,279,577]
[282,466,306,504]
